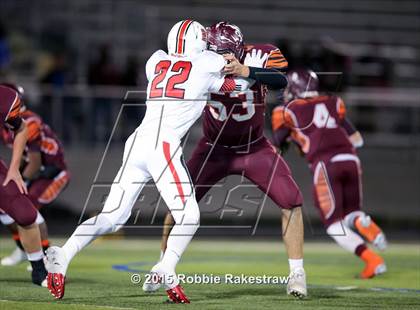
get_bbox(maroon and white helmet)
[0,82,24,98]
[0,82,26,110]
[285,69,319,101]
[167,20,207,57]
[207,21,244,60]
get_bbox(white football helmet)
[167,20,207,57]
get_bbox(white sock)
[160,222,198,272]
[27,250,44,261]
[327,221,364,253]
[288,259,304,272]
[35,211,45,224]
[62,214,114,262]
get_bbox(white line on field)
[0,300,137,310]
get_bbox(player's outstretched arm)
[23,151,42,182]
[341,115,364,148]
[223,52,288,89]
[271,106,293,154]
[3,121,28,194]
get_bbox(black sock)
[30,259,47,285]
[30,259,46,272]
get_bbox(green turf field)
[0,238,419,309]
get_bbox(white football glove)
[244,49,268,68]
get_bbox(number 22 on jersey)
[150,60,192,99]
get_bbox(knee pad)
[0,213,15,225]
[8,195,37,227]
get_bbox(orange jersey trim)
[271,106,295,131]
[336,97,346,119]
[26,118,42,143]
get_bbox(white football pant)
[61,130,200,273]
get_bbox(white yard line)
[0,300,137,310]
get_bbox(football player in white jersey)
[45,20,236,303]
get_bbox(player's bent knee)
[171,200,200,226]
[7,196,37,227]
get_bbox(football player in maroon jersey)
[0,83,70,267]
[145,22,307,298]
[0,84,47,285]
[271,69,387,279]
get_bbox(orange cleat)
[360,248,387,279]
[355,216,387,251]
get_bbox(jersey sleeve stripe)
[26,120,41,142]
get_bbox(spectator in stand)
[88,44,120,143]
[120,55,145,139]
[0,22,11,75]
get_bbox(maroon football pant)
[0,159,37,226]
[312,155,362,227]
[28,170,70,209]
[187,138,303,209]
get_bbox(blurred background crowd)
[0,0,419,237]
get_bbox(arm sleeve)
[248,67,288,89]
[342,117,357,136]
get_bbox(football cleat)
[48,273,65,298]
[45,246,68,299]
[166,285,190,304]
[142,255,164,293]
[355,215,387,251]
[142,271,162,293]
[1,247,27,266]
[287,268,307,299]
[360,249,387,279]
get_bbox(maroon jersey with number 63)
[272,95,355,164]
[202,43,287,147]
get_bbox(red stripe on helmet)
[176,20,193,55]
